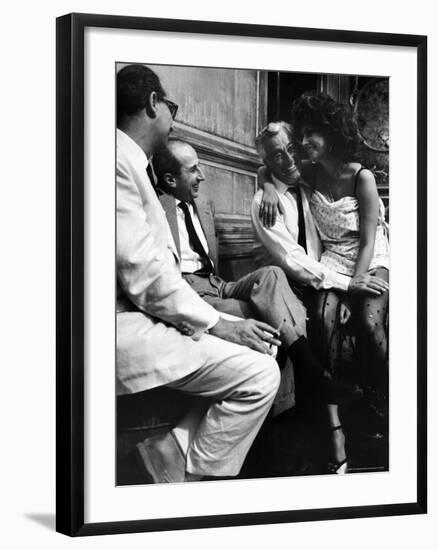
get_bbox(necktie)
[287,186,307,252]
[146,163,162,197]
[178,202,213,273]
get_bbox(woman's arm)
[354,169,380,276]
[257,166,279,227]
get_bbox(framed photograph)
[56,13,427,536]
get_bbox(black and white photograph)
[116,63,391,486]
[1,0,434,546]
[54,13,426,537]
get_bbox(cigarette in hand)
[269,319,286,352]
[274,318,286,338]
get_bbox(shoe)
[327,425,348,474]
[136,431,186,483]
[327,457,348,474]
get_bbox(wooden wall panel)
[197,163,257,279]
[233,172,256,216]
[149,65,259,147]
[198,164,255,215]
[197,164,234,213]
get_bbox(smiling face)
[301,127,330,161]
[168,142,205,202]
[262,128,301,184]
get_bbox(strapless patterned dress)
[310,190,389,277]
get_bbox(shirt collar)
[271,173,308,195]
[176,198,194,211]
[272,174,294,195]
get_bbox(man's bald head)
[154,139,205,202]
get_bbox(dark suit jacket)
[159,193,219,271]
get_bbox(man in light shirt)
[251,121,389,297]
[117,64,281,483]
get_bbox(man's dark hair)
[117,64,166,124]
[152,139,186,191]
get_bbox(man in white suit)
[116,64,281,483]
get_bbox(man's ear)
[163,172,177,189]
[145,91,158,119]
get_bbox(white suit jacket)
[116,129,219,334]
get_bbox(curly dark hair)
[290,93,360,161]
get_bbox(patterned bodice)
[310,190,389,276]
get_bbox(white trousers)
[167,336,280,476]
[117,312,280,477]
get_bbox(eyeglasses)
[162,98,179,120]
[267,142,298,164]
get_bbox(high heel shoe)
[328,425,348,474]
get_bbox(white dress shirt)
[176,199,213,273]
[251,176,351,291]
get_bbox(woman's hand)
[260,182,279,227]
[339,301,351,325]
[348,271,389,297]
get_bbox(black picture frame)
[56,12,427,537]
